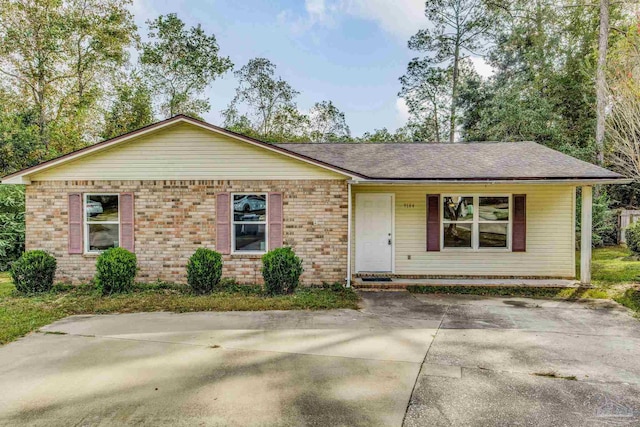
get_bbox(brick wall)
[25,180,348,285]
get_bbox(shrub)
[186,248,223,294]
[95,247,137,295]
[626,221,640,254]
[261,247,303,295]
[10,250,57,293]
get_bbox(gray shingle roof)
[274,141,624,181]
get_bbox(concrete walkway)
[0,292,639,426]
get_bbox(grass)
[409,246,640,316]
[0,273,359,345]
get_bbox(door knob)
[388,238,392,245]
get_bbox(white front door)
[355,193,394,272]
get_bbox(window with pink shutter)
[120,193,135,252]
[268,192,283,249]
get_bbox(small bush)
[186,248,223,294]
[95,247,137,295]
[261,247,303,295]
[10,250,57,293]
[626,221,640,254]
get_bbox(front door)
[355,193,393,272]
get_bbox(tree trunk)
[449,43,460,143]
[595,0,609,166]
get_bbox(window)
[85,194,119,252]
[232,194,267,252]
[442,195,510,250]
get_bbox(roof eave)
[349,177,632,185]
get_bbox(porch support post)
[581,185,593,285]
[346,181,352,287]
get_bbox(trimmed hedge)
[262,247,303,295]
[626,221,640,254]
[95,247,137,295]
[10,250,57,293]
[186,248,223,294]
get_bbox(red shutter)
[68,193,83,254]
[120,193,135,252]
[512,194,526,252]
[427,194,440,252]
[216,193,231,254]
[268,192,283,250]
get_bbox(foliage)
[186,248,223,294]
[223,58,302,140]
[576,188,617,248]
[101,73,154,139]
[0,271,359,345]
[0,185,25,271]
[94,247,137,295]
[141,13,233,118]
[625,221,640,255]
[308,100,351,142]
[0,0,137,157]
[615,288,640,315]
[10,250,56,293]
[404,0,493,142]
[261,247,303,295]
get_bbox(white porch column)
[581,186,593,285]
[346,182,352,287]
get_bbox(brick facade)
[25,180,348,285]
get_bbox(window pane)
[443,196,473,221]
[233,195,266,222]
[479,223,508,248]
[89,224,119,251]
[234,224,266,251]
[443,223,473,248]
[479,197,509,221]
[86,195,118,222]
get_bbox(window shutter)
[512,194,526,252]
[216,193,231,254]
[120,193,135,252]
[268,192,283,249]
[68,193,83,254]
[426,194,440,252]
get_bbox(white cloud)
[469,56,495,78]
[279,0,425,40]
[395,98,410,125]
[342,0,425,40]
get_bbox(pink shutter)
[68,193,83,254]
[268,192,283,250]
[120,193,135,252]
[512,194,526,252]
[216,193,231,254]
[426,194,440,252]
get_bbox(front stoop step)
[352,278,583,290]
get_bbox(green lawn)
[0,273,359,345]
[580,246,640,285]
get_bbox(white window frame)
[231,192,268,254]
[84,193,120,254]
[441,195,512,251]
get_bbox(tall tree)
[223,58,301,140]
[101,72,154,139]
[595,0,610,165]
[399,59,452,142]
[140,13,233,118]
[0,0,137,157]
[407,0,492,142]
[308,100,350,142]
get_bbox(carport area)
[1,291,639,426]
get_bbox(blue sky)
[131,0,490,136]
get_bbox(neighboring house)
[1,115,629,285]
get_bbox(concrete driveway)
[0,292,639,426]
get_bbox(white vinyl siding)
[352,184,576,278]
[30,123,346,181]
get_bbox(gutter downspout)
[346,181,352,288]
